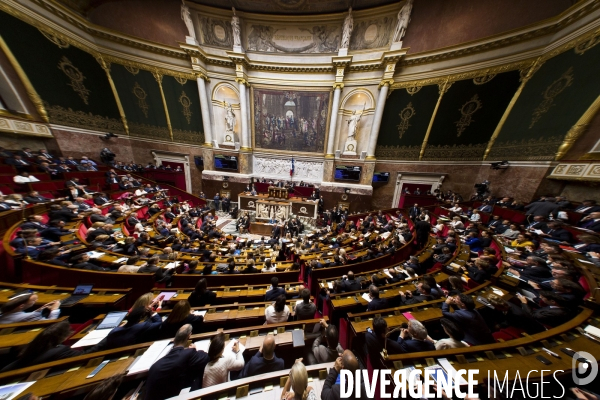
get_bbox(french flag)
[290,158,295,177]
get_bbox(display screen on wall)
[335,166,362,181]
[372,172,390,183]
[214,155,238,170]
[194,156,204,168]
[252,88,331,154]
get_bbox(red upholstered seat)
[579,276,591,300]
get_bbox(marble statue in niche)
[181,0,196,40]
[340,8,353,49]
[224,102,236,144]
[393,0,413,43]
[231,8,241,49]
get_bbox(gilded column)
[483,58,542,160]
[0,36,48,123]
[195,73,213,146]
[153,71,173,141]
[366,80,391,159]
[555,93,600,160]
[97,56,129,135]
[326,84,343,157]
[419,78,451,161]
[237,78,250,150]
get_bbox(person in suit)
[366,285,388,312]
[6,155,30,171]
[265,277,286,301]
[408,203,420,220]
[95,307,161,352]
[538,221,573,243]
[508,256,552,281]
[525,215,549,233]
[213,193,221,211]
[321,349,368,400]
[365,316,404,368]
[414,216,431,248]
[478,201,493,213]
[157,300,204,339]
[40,220,73,242]
[143,324,209,400]
[23,191,49,204]
[462,259,491,284]
[93,193,110,206]
[105,169,119,185]
[187,278,216,307]
[516,291,571,327]
[574,200,600,215]
[235,334,284,380]
[271,223,282,240]
[20,215,48,231]
[442,293,495,345]
[221,196,231,213]
[17,147,34,158]
[396,320,436,353]
[578,211,600,232]
[400,283,433,305]
[485,294,546,335]
[524,197,560,218]
[341,271,363,292]
[71,253,110,271]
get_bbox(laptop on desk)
[96,311,128,330]
[60,284,94,306]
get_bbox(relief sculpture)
[247,24,339,53]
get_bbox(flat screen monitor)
[214,155,238,171]
[334,165,362,181]
[373,172,390,183]
[194,156,204,168]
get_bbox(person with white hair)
[396,320,435,353]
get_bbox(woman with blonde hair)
[131,292,162,313]
[281,360,316,400]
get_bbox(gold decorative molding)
[179,91,193,124]
[529,67,574,129]
[152,70,173,141]
[406,86,422,95]
[96,56,129,135]
[488,135,564,161]
[39,29,69,48]
[455,94,482,137]
[473,74,496,85]
[57,56,91,104]
[419,79,452,160]
[0,35,49,122]
[333,82,344,90]
[397,102,415,139]
[132,82,149,118]
[556,94,600,160]
[483,57,543,160]
[375,144,420,160]
[0,115,52,137]
[45,103,124,133]
[422,143,488,161]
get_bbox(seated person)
[462,259,492,283]
[265,295,290,324]
[366,285,389,312]
[429,318,467,350]
[365,316,404,367]
[157,300,204,339]
[0,292,60,324]
[294,288,317,320]
[94,307,161,351]
[309,319,344,365]
[203,332,244,387]
[400,283,433,305]
[235,335,284,379]
[397,320,436,353]
[442,293,495,345]
[265,277,286,301]
[486,294,545,334]
[341,271,364,292]
[516,291,571,327]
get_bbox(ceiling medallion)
[455,94,482,137]
[57,56,90,104]
[124,65,140,75]
[405,86,422,95]
[175,76,188,85]
[473,74,496,85]
[179,91,192,124]
[39,30,70,48]
[529,67,574,129]
[397,102,415,139]
[274,0,307,10]
[132,82,149,118]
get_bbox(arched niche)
[337,88,376,156]
[212,83,241,146]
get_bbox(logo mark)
[247,201,255,208]
[299,206,307,214]
[572,351,598,385]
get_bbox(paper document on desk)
[193,310,207,317]
[86,251,105,259]
[114,257,128,264]
[504,247,516,253]
[71,328,111,348]
[327,282,333,289]
[127,340,173,375]
[225,338,246,354]
[533,229,544,235]
[437,358,468,385]
[383,270,393,279]
[361,293,372,303]
[491,287,504,296]
[164,262,179,269]
[585,325,600,339]
[194,339,211,353]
